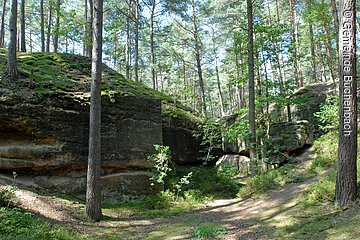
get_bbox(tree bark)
[53,0,60,52]
[336,0,357,207]
[150,0,156,89]
[191,0,206,115]
[20,0,26,52]
[331,0,340,54]
[40,0,45,52]
[134,0,139,82]
[309,23,317,82]
[0,0,6,48]
[247,0,256,172]
[46,3,52,52]
[125,0,131,80]
[5,0,17,80]
[86,0,103,221]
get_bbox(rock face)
[0,89,164,198]
[0,91,162,174]
[216,154,250,176]
[271,81,336,135]
[162,105,203,164]
[0,52,204,199]
[264,120,313,164]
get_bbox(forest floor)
[1,147,360,240]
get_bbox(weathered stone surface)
[216,154,250,176]
[270,81,336,135]
[221,114,248,155]
[264,120,313,164]
[0,91,162,175]
[162,104,203,164]
[0,171,160,203]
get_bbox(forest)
[0,0,359,239]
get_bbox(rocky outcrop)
[271,81,336,135]
[0,88,164,197]
[264,120,313,164]
[162,104,203,164]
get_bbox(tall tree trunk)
[20,0,26,52]
[247,0,256,172]
[289,0,299,87]
[46,3,52,52]
[150,0,156,89]
[86,0,103,222]
[5,0,17,80]
[323,18,336,89]
[212,29,224,116]
[191,0,206,115]
[125,0,131,80]
[85,0,93,57]
[53,0,60,52]
[134,0,139,82]
[331,0,340,54]
[309,23,317,82]
[336,0,357,207]
[0,0,6,47]
[40,0,45,52]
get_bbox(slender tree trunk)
[5,0,17,80]
[0,0,6,48]
[309,23,317,82]
[29,14,32,52]
[331,0,340,54]
[46,4,52,52]
[134,0,139,82]
[40,0,45,52]
[247,0,256,172]
[323,18,336,90]
[191,0,206,115]
[86,0,103,222]
[20,0,26,52]
[85,0,93,57]
[212,30,224,116]
[53,0,60,52]
[150,0,156,89]
[336,0,357,207]
[125,1,131,80]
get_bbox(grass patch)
[192,223,227,239]
[0,208,83,240]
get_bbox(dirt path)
[0,147,319,239]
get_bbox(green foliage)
[191,223,226,240]
[148,145,173,185]
[314,95,339,131]
[238,164,303,198]
[0,185,18,208]
[0,208,83,240]
[169,166,242,199]
[197,119,222,163]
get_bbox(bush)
[0,185,18,208]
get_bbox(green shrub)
[0,185,18,208]
[0,208,83,240]
[314,95,339,131]
[192,223,226,240]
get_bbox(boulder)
[270,81,336,136]
[264,120,313,164]
[216,154,250,176]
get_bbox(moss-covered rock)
[0,50,203,197]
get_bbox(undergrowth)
[238,131,339,198]
[0,208,83,240]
